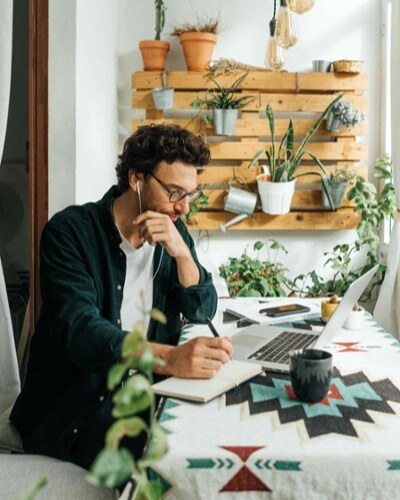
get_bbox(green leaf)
[87,447,135,489]
[20,477,48,500]
[253,241,264,251]
[122,331,144,359]
[106,417,148,449]
[149,308,167,325]
[107,363,129,391]
[112,373,152,418]
[248,149,265,168]
[138,423,168,469]
[136,481,164,500]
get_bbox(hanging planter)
[190,73,254,136]
[257,167,296,215]
[213,109,239,135]
[325,100,366,133]
[151,72,174,110]
[321,166,357,209]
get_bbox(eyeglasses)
[149,173,202,204]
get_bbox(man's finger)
[204,337,233,355]
[134,211,169,225]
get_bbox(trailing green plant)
[248,94,343,186]
[190,73,254,114]
[219,240,290,297]
[154,0,166,40]
[87,308,169,498]
[290,155,397,302]
[184,192,209,224]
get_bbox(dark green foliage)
[219,240,290,297]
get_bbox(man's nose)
[174,196,190,214]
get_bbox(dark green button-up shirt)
[11,186,217,459]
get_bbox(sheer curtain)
[374,0,400,338]
[0,0,20,413]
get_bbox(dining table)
[148,297,400,499]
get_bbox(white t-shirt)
[118,231,155,335]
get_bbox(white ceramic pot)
[344,309,364,330]
[256,167,296,215]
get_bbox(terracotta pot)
[179,32,217,71]
[139,40,170,71]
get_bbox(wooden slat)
[185,209,360,230]
[132,71,368,91]
[132,117,368,137]
[202,188,355,209]
[132,90,367,112]
[197,165,367,185]
[208,142,367,161]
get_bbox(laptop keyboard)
[247,330,318,365]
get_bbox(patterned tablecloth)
[151,299,400,499]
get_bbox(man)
[11,124,232,469]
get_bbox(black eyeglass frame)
[148,173,202,203]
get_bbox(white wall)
[49,0,382,293]
[49,0,119,216]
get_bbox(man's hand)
[134,211,189,259]
[152,337,233,379]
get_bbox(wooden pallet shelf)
[132,71,368,231]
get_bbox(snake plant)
[249,94,344,206]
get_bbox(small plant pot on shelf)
[213,109,239,135]
[139,40,170,71]
[325,111,342,133]
[344,309,364,330]
[256,170,296,215]
[180,32,217,71]
[321,177,348,209]
[151,87,174,109]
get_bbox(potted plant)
[344,303,364,330]
[151,71,174,110]
[325,100,366,133]
[248,94,342,215]
[190,73,254,135]
[290,155,397,305]
[219,240,290,297]
[171,16,220,71]
[321,164,357,209]
[139,0,170,71]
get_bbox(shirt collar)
[97,185,123,245]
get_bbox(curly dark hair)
[115,124,211,192]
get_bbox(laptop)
[231,265,378,373]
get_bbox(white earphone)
[136,180,142,215]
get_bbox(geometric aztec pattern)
[225,368,400,438]
[187,446,302,492]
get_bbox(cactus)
[155,0,166,40]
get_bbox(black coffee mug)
[289,349,333,403]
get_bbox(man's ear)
[129,170,143,191]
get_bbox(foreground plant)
[87,309,168,499]
[219,240,290,297]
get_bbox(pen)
[206,317,232,361]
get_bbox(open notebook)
[152,360,262,403]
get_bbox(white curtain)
[0,0,20,413]
[374,0,400,338]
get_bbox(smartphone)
[259,304,311,318]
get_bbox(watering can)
[219,186,257,233]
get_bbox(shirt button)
[73,428,78,434]
[117,285,122,291]
[99,396,105,402]
[117,319,121,324]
